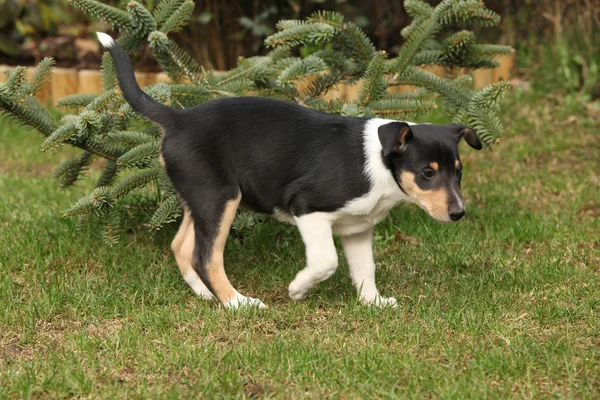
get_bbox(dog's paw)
[363,295,398,308]
[288,280,310,301]
[225,294,268,309]
[184,273,215,300]
[191,285,216,301]
[198,291,216,300]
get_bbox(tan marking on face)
[455,160,460,169]
[429,162,439,171]
[171,206,196,280]
[400,171,450,222]
[159,153,166,167]
[204,194,242,304]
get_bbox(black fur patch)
[161,97,372,216]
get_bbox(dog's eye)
[423,168,435,179]
[456,168,462,176]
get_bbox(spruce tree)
[0,0,511,243]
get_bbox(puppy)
[97,32,482,309]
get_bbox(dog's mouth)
[423,209,454,224]
[408,198,456,224]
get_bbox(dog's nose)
[449,210,465,221]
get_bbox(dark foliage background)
[2,0,598,71]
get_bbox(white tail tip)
[96,32,115,48]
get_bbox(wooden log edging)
[0,51,515,106]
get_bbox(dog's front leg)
[341,229,397,308]
[289,213,338,301]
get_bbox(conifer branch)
[101,206,121,246]
[359,51,388,106]
[101,52,117,91]
[277,56,328,87]
[107,131,155,146]
[111,168,161,199]
[64,186,113,217]
[57,94,98,109]
[127,1,157,37]
[116,142,160,169]
[159,0,194,33]
[0,88,58,137]
[97,160,119,188]
[153,0,186,26]
[404,0,434,19]
[389,17,439,75]
[5,67,27,92]
[31,58,55,95]
[41,117,79,151]
[54,151,94,188]
[69,0,130,28]
[148,31,202,83]
[395,66,471,108]
[149,194,181,230]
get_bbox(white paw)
[196,291,215,301]
[363,295,398,308]
[184,274,215,300]
[189,283,215,300]
[225,294,268,309]
[288,279,310,301]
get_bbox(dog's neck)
[364,118,411,203]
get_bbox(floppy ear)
[378,122,413,158]
[446,123,483,150]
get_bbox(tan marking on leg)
[204,194,241,304]
[172,207,196,279]
[400,171,449,221]
[171,208,213,299]
[455,160,460,169]
[171,206,191,255]
[429,162,439,171]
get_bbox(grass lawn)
[1,88,599,399]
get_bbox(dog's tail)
[96,32,173,126]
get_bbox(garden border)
[0,51,514,106]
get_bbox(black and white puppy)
[97,33,482,309]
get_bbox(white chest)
[272,186,406,236]
[273,118,412,236]
[330,183,406,235]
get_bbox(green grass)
[1,88,599,399]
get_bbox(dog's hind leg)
[171,206,214,300]
[189,191,266,309]
[288,213,338,301]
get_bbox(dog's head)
[378,122,482,223]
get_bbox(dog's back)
[163,97,371,214]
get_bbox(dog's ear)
[378,122,413,157]
[446,123,483,150]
